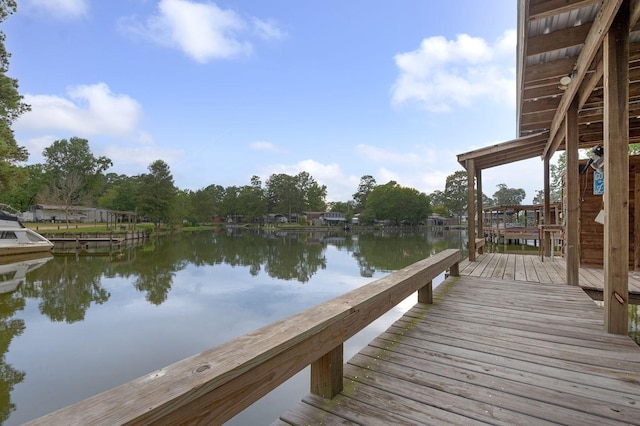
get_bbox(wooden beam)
[632,0,640,26]
[517,0,529,132]
[524,57,575,84]
[603,0,629,335]
[467,159,476,262]
[543,0,623,159]
[579,56,604,109]
[520,109,558,127]
[529,0,604,20]
[566,99,580,286]
[521,96,562,114]
[527,23,592,56]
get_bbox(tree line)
[1,132,536,228]
[1,136,439,227]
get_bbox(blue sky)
[7,0,545,202]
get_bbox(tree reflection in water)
[0,228,636,425]
[0,291,25,423]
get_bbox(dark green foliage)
[366,181,431,225]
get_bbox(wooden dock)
[275,254,640,425]
[459,252,640,303]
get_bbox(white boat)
[0,204,54,256]
[0,253,53,293]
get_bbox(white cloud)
[252,18,287,41]
[249,141,283,152]
[15,83,145,140]
[119,0,285,63]
[392,30,516,112]
[24,0,88,20]
[103,145,184,171]
[17,135,58,164]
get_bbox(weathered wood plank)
[503,254,516,280]
[514,255,527,281]
[302,393,427,426]
[276,401,357,425]
[523,254,540,282]
[492,253,508,279]
[468,251,492,277]
[281,270,640,426]
[479,252,500,278]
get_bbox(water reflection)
[0,254,52,423]
[0,229,637,424]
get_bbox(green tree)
[429,189,448,216]
[352,175,377,213]
[0,1,30,196]
[443,170,468,220]
[366,181,431,225]
[221,185,240,220]
[303,179,327,212]
[174,189,194,224]
[191,184,225,223]
[532,189,544,205]
[266,173,301,216]
[0,164,47,211]
[492,183,526,205]
[236,176,267,223]
[98,176,139,212]
[41,137,113,205]
[136,160,176,229]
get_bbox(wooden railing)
[25,249,462,426]
[475,238,485,255]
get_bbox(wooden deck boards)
[459,252,640,299]
[275,273,640,425]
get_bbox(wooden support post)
[543,156,551,257]
[476,168,483,249]
[449,261,459,277]
[603,1,629,334]
[418,280,432,304]
[310,344,343,399]
[635,173,640,270]
[467,159,476,261]
[566,98,579,286]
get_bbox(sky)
[6,0,549,203]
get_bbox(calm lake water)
[0,227,466,425]
[1,228,638,425]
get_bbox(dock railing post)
[449,259,460,277]
[418,280,433,304]
[311,344,343,399]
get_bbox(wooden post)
[467,159,476,261]
[418,280,432,304]
[543,156,551,257]
[449,260,459,277]
[476,169,484,254]
[635,173,640,270]
[310,345,343,399]
[566,99,579,286]
[603,1,629,334]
